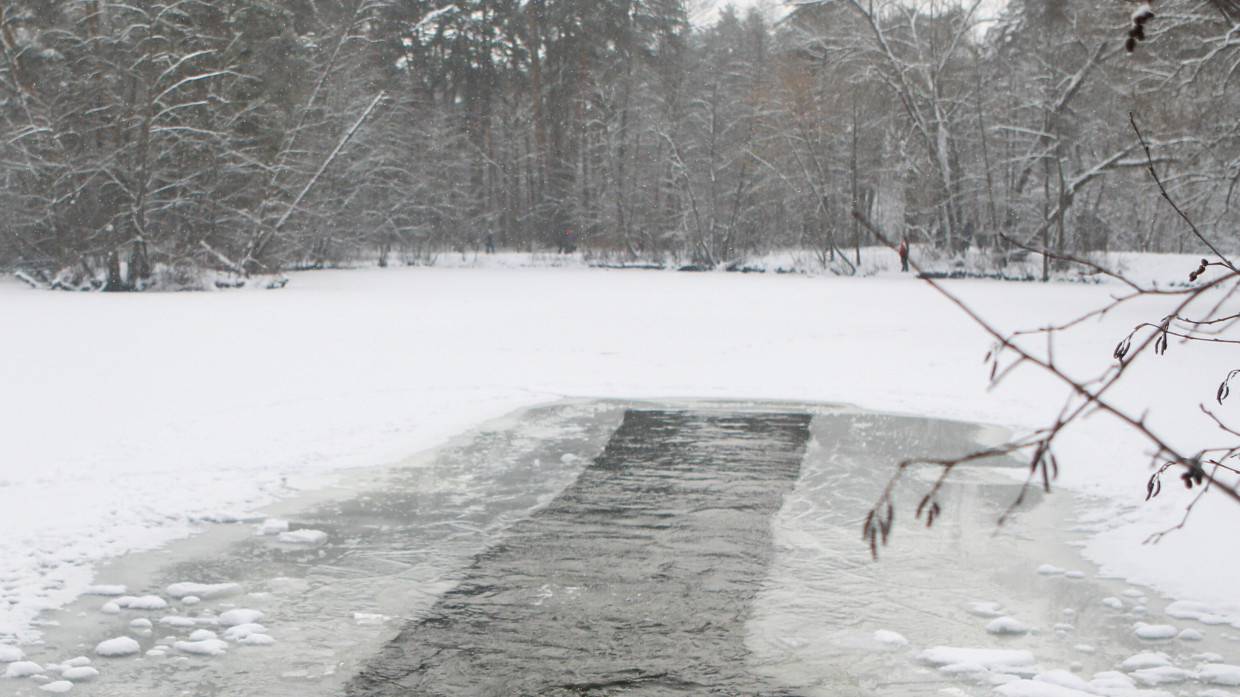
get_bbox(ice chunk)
[1063,571,1085,579]
[165,582,241,600]
[1073,644,1095,654]
[987,617,1031,635]
[181,596,201,606]
[873,629,909,647]
[1102,597,1124,610]
[4,661,43,678]
[918,647,1036,669]
[1179,628,1204,641]
[222,623,267,641]
[1120,651,1171,671]
[157,616,199,628]
[352,613,388,626]
[188,629,217,642]
[255,519,289,536]
[99,601,120,615]
[62,658,89,669]
[1132,666,1195,685]
[1200,664,1240,686]
[128,618,152,630]
[276,529,328,545]
[94,637,141,657]
[1034,670,1092,692]
[60,666,98,682]
[218,609,263,627]
[940,662,988,675]
[38,681,72,693]
[237,634,275,646]
[1089,671,1134,690]
[116,595,167,611]
[0,645,24,663]
[967,601,1004,618]
[174,639,228,657]
[1135,623,1178,640]
[1037,564,1064,576]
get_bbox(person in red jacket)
[897,237,910,272]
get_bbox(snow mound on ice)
[0,645,24,662]
[1200,664,1240,686]
[1134,623,1178,640]
[967,601,1004,618]
[218,609,263,627]
[174,639,228,656]
[4,660,43,678]
[276,529,328,545]
[919,647,1036,670]
[237,633,275,646]
[1120,651,1170,671]
[115,595,167,611]
[1131,665,1195,685]
[60,666,98,682]
[39,681,73,693]
[166,582,240,600]
[255,519,289,536]
[94,637,140,657]
[221,623,266,641]
[157,615,200,628]
[873,629,908,647]
[1034,669,1091,692]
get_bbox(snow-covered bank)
[0,261,1236,643]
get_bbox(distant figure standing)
[485,232,496,254]
[897,237,910,272]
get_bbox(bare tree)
[858,113,1240,556]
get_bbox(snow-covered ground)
[0,257,1236,650]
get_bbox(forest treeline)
[0,0,1236,288]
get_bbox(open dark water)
[349,409,811,696]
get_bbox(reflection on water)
[8,402,1232,697]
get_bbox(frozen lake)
[7,402,1235,696]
